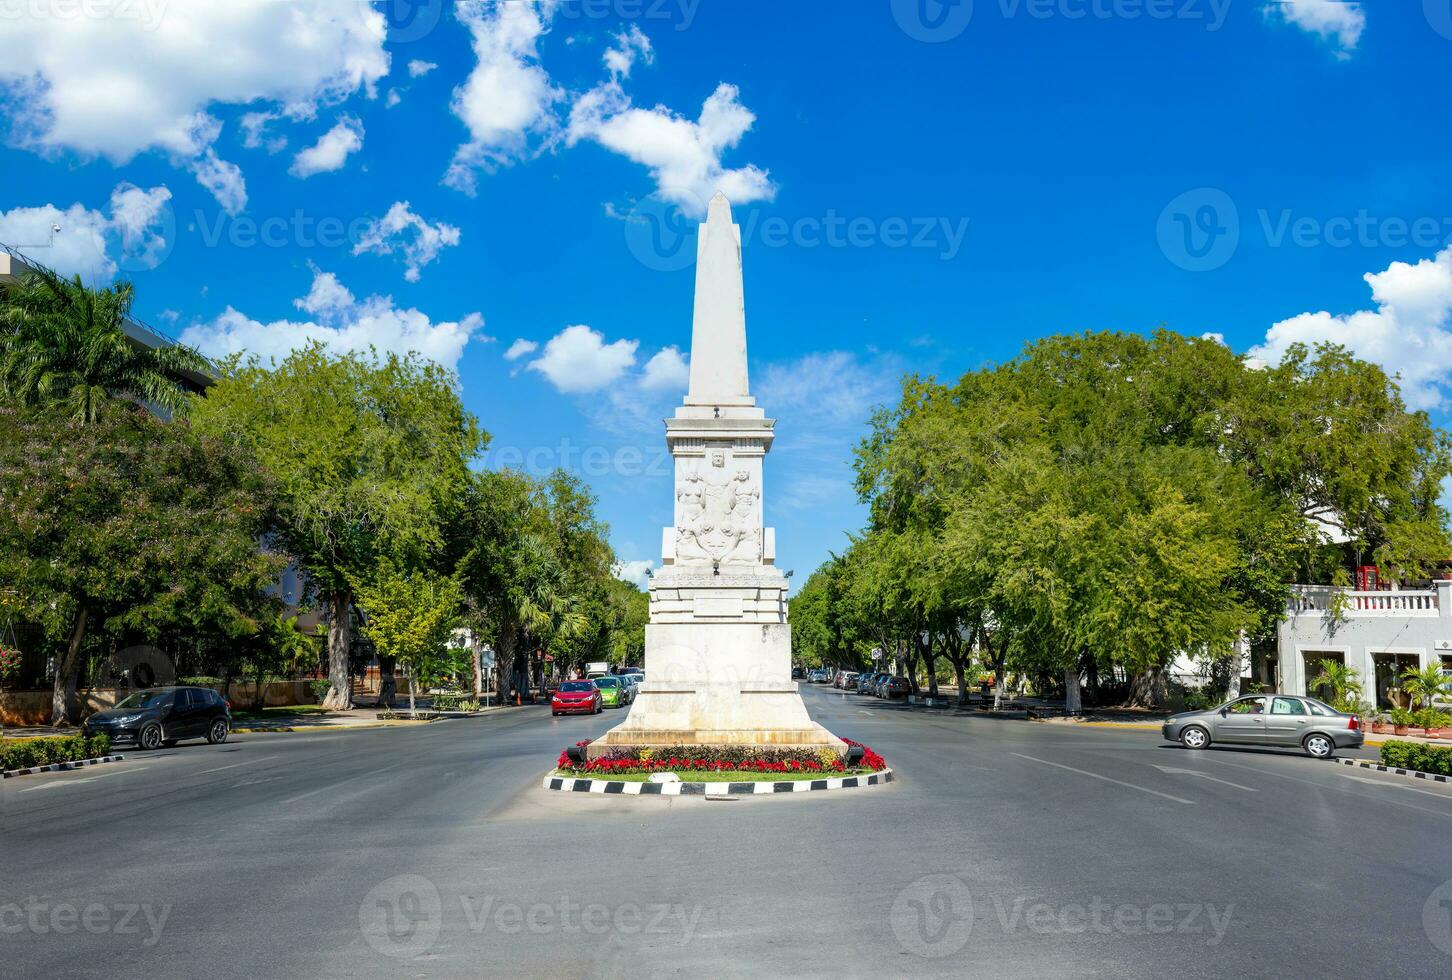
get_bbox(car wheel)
[552,711,560,717]
[1180,725,1210,750]
[206,719,229,744]
[137,723,163,751]
[1303,733,1334,759]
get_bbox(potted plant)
[1370,713,1392,734]
[1391,707,1414,735]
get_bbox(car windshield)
[595,678,619,689]
[559,682,594,693]
[113,690,174,709]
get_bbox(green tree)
[0,405,284,724]
[353,559,464,715]
[1311,661,1364,711]
[0,267,210,423]
[1401,663,1451,711]
[188,343,483,709]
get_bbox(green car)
[593,676,625,708]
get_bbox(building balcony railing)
[1289,585,1441,617]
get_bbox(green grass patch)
[554,768,881,783]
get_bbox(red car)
[552,680,602,716]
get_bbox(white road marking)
[1340,772,1452,800]
[1011,753,1196,804]
[18,767,149,792]
[195,755,278,775]
[1152,765,1258,792]
[1202,756,1452,821]
[277,761,406,807]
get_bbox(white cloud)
[352,201,461,282]
[408,60,439,78]
[290,116,365,178]
[527,324,638,393]
[385,90,403,109]
[444,0,561,195]
[0,182,172,282]
[183,269,487,372]
[505,338,539,361]
[1265,0,1365,58]
[567,81,775,216]
[603,25,653,81]
[0,1,388,211]
[613,559,653,591]
[639,345,688,392]
[240,111,287,153]
[758,350,898,428]
[1248,245,1452,410]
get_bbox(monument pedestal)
[591,192,843,761]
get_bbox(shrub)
[0,733,112,772]
[309,679,332,704]
[1412,708,1452,730]
[1380,740,1452,777]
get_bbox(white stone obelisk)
[590,193,844,757]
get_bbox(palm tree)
[1310,660,1362,710]
[0,265,210,422]
[1401,664,1452,711]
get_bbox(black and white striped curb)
[1335,757,1451,784]
[3,755,125,779]
[542,769,894,796]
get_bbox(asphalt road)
[5,685,1452,979]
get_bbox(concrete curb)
[1334,757,1452,785]
[3,754,125,779]
[542,768,895,797]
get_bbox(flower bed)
[1,733,112,772]
[1380,739,1452,777]
[555,737,886,777]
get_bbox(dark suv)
[83,686,232,750]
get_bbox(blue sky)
[3,1,1452,589]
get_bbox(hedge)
[1379,740,1452,777]
[0,733,113,772]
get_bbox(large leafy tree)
[0,267,210,422]
[354,559,465,714]
[0,405,285,724]
[838,330,1451,709]
[188,343,483,709]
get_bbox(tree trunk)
[1064,665,1083,715]
[1084,656,1100,708]
[1226,635,1248,700]
[51,604,88,726]
[321,588,353,710]
[377,655,397,709]
[252,661,266,712]
[407,664,417,715]
[471,640,483,698]
[1127,667,1170,708]
[951,657,968,706]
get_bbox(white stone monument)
[590,193,845,758]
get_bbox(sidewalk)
[2,701,515,739]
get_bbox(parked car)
[792,666,806,680]
[809,668,830,683]
[881,676,911,699]
[844,672,862,691]
[551,680,602,716]
[82,686,231,750]
[856,672,880,695]
[615,675,637,705]
[593,676,628,708]
[1161,694,1363,758]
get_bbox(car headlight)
[114,714,143,724]
[1167,718,1178,725]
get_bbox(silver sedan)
[1161,694,1364,759]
